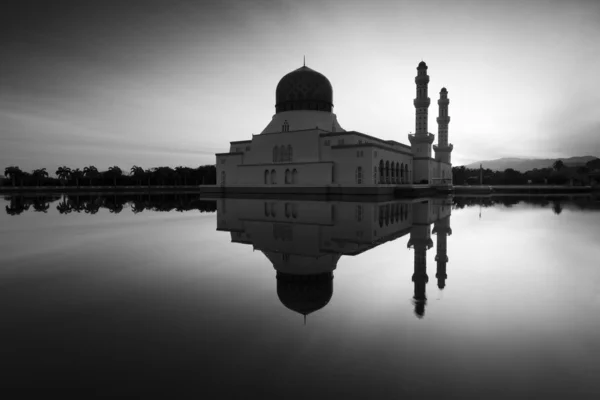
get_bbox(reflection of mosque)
[216,197,452,319]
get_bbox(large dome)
[276,271,333,316]
[275,66,333,113]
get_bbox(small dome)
[441,87,447,93]
[276,271,333,316]
[418,61,427,69]
[275,66,333,113]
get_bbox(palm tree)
[107,166,122,187]
[71,168,84,188]
[56,196,72,214]
[32,168,49,187]
[145,168,153,186]
[56,166,72,186]
[553,159,565,172]
[83,166,99,186]
[32,197,50,213]
[175,166,191,186]
[4,166,23,187]
[131,165,145,186]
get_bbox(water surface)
[1,194,599,398]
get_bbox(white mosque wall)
[242,129,324,165]
[412,159,432,184]
[216,153,243,186]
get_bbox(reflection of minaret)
[407,201,433,318]
[432,215,452,290]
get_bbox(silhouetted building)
[216,61,453,188]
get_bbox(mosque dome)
[275,66,333,113]
[276,271,333,316]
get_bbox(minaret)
[434,88,453,165]
[409,61,435,184]
[407,200,434,318]
[432,214,452,290]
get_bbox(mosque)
[215,61,453,192]
[216,197,452,319]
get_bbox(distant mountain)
[463,156,599,172]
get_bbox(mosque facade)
[215,61,453,190]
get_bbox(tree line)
[452,159,600,186]
[2,165,217,187]
[4,193,217,216]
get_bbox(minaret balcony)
[415,76,430,84]
[414,98,430,108]
[409,132,435,145]
[407,238,434,250]
[432,226,452,236]
[437,99,449,106]
[433,143,453,153]
[436,116,450,124]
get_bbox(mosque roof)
[275,66,333,113]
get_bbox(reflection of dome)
[275,66,333,113]
[276,271,333,316]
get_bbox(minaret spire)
[409,61,435,184]
[303,55,305,67]
[433,87,454,182]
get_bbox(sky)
[1,0,599,174]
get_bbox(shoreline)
[1,184,597,198]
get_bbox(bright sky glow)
[1,0,599,173]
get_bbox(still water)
[1,193,599,397]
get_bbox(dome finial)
[303,55,305,67]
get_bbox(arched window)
[285,203,291,218]
[220,171,226,186]
[280,145,287,162]
[379,160,384,184]
[405,165,409,183]
[273,146,278,163]
[391,162,395,183]
[292,204,298,218]
[285,169,291,184]
[287,145,293,162]
[271,169,277,184]
[270,202,276,217]
[292,169,298,184]
[373,167,377,184]
[396,163,400,183]
[356,205,363,221]
[264,170,269,184]
[400,163,404,183]
[264,202,269,216]
[385,204,390,226]
[385,161,390,184]
[355,166,363,184]
[379,206,384,228]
